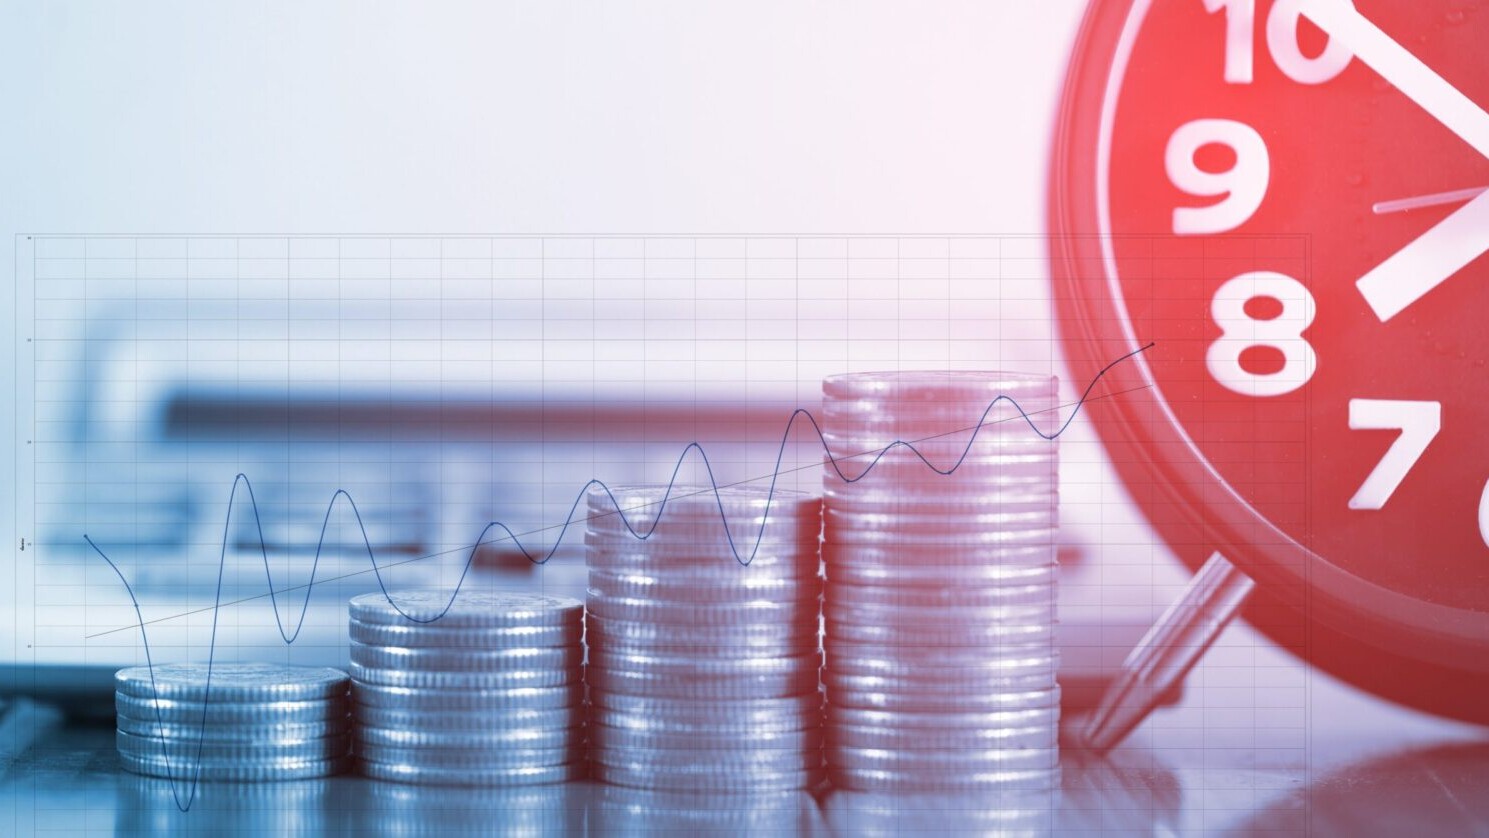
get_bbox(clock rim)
[1048,0,1489,723]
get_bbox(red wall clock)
[1049,0,1489,722]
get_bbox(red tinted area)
[1105,0,1489,609]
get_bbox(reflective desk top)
[5,531,1487,835]
[3,628,1486,838]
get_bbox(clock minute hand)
[1301,0,1489,322]
[1300,0,1489,159]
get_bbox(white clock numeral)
[1166,119,1270,235]
[1347,399,1440,510]
[1206,271,1316,397]
[1267,0,1354,84]
[1480,479,1489,549]
[1205,0,1353,85]
[1204,0,1256,83]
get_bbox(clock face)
[1050,0,1489,722]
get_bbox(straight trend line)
[85,342,1152,809]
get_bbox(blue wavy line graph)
[86,341,1151,808]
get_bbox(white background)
[0,0,1088,566]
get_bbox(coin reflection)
[114,773,331,836]
[825,787,1059,837]
[348,779,587,837]
[590,785,823,836]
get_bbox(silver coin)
[820,452,1057,482]
[114,663,349,702]
[355,742,580,769]
[350,642,581,673]
[589,687,820,712]
[589,745,820,773]
[587,570,820,604]
[821,445,1055,470]
[823,487,1057,513]
[823,525,1058,549]
[828,743,1059,772]
[588,649,820,678]
[821,431,1054,458]
[826,685,1062,713]
[355,723,581,750]
[349,661,580,691]
[593,636,821,660]
[349,619,583,649]
[585,539,819,573]
[824,509,1057,535]
[351,682,583,711]
[589,636,822,660]
[827,704,1062,731]
[120,752,352,782]
[587,613,818,645]
[587,595,818,626]
[828,765,1060,793]
[589,707,819,738]
[824,559,1057,587]
[115,693,347,725]
[825,581,1056,609]
[827,663,1060,687]
[823,670,1056,696]
[822,543,1056,570]
[359,758,584,786]
[823,618,1057,647]
[825,644,1057,674]
[349,590,583,628]
[824,600,1057,628]
[354,705,582,732]
[587,484,820,519]
[828,722,1057,751]
[115,714,350,743]
[592,762,824,793]
[587,666,819,699]
[589,723,822,752]
[821,453,1056,483]
[584,514,819,539]
[585,560,820,584]
[117,729,350,762]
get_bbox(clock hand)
[1373,185,1489,215]
[1301,0,1489,159]
[1300,0,1489,321]
[1355,186,1489,321]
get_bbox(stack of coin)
[348,589,585,786]
[820,371,1062,792]
[584,484,825,792]
[114,662,351,781]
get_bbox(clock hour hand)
[1355,186,1489,322]
[1301,0,1489,159]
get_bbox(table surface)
[3,632,1487,838]
[5,532,1488,835]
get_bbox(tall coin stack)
[584,484,825,792]
[820,371,1062,792]
[115,662,351,781]
[348,590,586,786]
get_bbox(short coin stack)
[584,484,825,792]
[348,589,585,786]
[820,371,1062,792]
[115,662,351,781]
